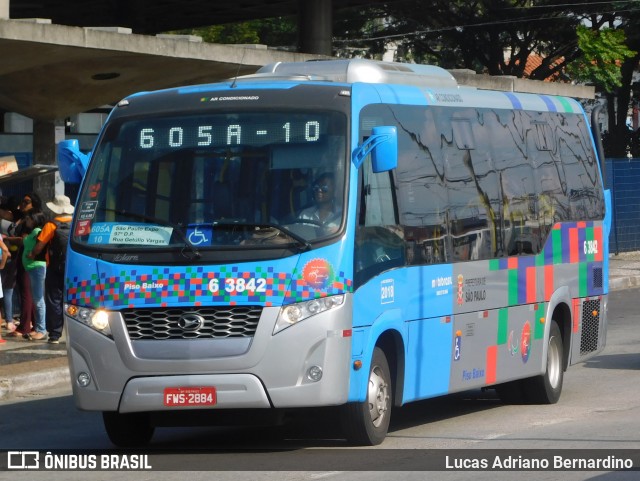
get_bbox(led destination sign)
[123,114,334,150]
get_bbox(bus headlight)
[65,304,112,337]
[274,294,345,334]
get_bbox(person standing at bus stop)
[0,235,10,344]
[29,195,74,344]
[0,196,20,332]
[4,192,42,339]
[23,210,48,340]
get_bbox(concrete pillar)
[298,0,332,56]
[0,0,8,20]
[32,120,58,202]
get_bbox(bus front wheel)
[102,411,155,447]
[341,347,392,445]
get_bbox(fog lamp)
[307,365,323,382]
[77,372,91,387]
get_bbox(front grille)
[580,299,600,355]
[123,306,262,340]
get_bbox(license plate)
[163,387,217,407]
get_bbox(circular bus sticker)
[302,258,333,290]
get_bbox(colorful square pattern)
[66,263,352,309]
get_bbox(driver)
[297,172,342,235]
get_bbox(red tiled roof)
[515,54,564,82]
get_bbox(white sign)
[109,224,173,245]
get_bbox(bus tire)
[102,411,155,448]
[522,320,564,404]
[340,347,392,446]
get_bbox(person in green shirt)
[23,211,48,340]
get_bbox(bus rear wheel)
[522,320,564,404]
[103,411,155,447]
[497,320,564,405]
[341,347,392,445]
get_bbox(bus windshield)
[73,110,347,253]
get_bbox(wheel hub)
[368,366,389,427]
[548,335,561,388]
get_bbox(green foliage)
[167,17,296,48]
[567,25,636,92]
[333,0,585,79]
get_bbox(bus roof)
[123,59,584,116]
[250,59,459,89]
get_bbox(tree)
[562,3,640,158]
[564,23,637,157]
[567,26,635,93]
[167,3,640,158]
[335,0,584,80]
[334,1,640,158]
[168,17,296,49]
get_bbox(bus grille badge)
[178,314,204,331]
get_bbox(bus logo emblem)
[457,275,464,305]
[178,314,204,331]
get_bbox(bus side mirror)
[58,139,90,184]
[352,126,398,172]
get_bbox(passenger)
[5,193,42,339]
[297,173,342,235]
[1,248,18,333]
[0,235,9,344]
[29,195,74,344]
[0,195,18,232]
[23,210,48,341]
[0,196,20,332]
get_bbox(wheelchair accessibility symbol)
[187,225,212,246]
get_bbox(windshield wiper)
[97,207,201,260]
[213,221,312,252]
[258,223,312,252]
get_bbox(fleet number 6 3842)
[208,277,267,293]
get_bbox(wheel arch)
[375,329,406,407]
[546,288,572,372]
[551,302,571,371]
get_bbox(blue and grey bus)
[58,59,610,446]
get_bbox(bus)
[58,59,610,447]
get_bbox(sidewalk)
[0,327,69,401]
[2,252,640,402]
[607,250,640,290]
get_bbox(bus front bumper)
[66,300,353,413]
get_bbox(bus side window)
[390,105,450,266]
[354,159,405,288]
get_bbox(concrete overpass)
[6,0,376,34]
[0,19,326,122]
[0,18,329,196]
[5,0,384,56]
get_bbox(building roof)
[521,54,564,82]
